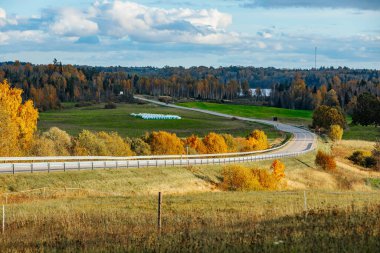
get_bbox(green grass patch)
[179,102,380,141]
[367,178,380,189]
[39,103,280,139]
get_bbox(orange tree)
[0,80,38,155]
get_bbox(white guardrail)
[0,147,315,174]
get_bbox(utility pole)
[314,47,317,70]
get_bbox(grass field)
[1,155,380,252]
[38,103,281,139]
[179,102,380,141]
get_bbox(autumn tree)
[73,130,108,156]
[271,159,285,181]
[315,150,336,171]
[126,137,151,155]
[247,129,269,151]
[328,125,343,141]
[42,127,72,156]
[203,132,228,154]
[147,131,184,155]
[0,80,38,152]
[0,109,20,156]
[312,105,346,130]
[185,134,207,154]
[96,132,134,156]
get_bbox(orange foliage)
[147,131,185,155]
[271,159,285,181]
[0,80,38,150]
[202,132,228,154]
[185,135,207,154]
[315,150,336,171]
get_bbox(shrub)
[221,165,261,191]
[372,140,380,171]
[315,150,336,171]
[147,131,184,155]
[28,136,57,156]
[96,132,134,156]
[328,124,343,141]
[185,135,207,154]
[73,130,108,156]
[221,134,237,152]
[221,161,286,191]
[234,137,253,152]
[126,137,151,156]
[104,102,117,109]
[203,132,228,154]
[349,150,376,168]
[42,127,72,156]
[247,129,269,151]
[75,101,93,107]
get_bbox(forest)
[0,61,379,113]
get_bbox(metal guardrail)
[0,147,315,174]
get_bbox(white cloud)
[95,0,237,45]
[50,8,98,36]
[0,30,47,45]
[0,8,17,27]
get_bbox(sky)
[0,0,379,69]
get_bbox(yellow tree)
[247,129,269,151]
[328,124,343,141]
[185,134,207,154]
[271,159,285,181]
[147,131,185,155]
[0,80,38,152]
[203,132,228,154]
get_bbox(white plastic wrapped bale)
[131,113,181,120]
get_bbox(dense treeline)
[0,61,379,112]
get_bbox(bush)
[348,150,376,168]
[315,150,336,171]
[185,135,207,154]
[247,129,269,151]
[104,102,117,109]
[42,127,72,156]
[221,134,237,152]
[96,132,134,156]
[328,124,343,141]
[203,132,228,154]
[73,130,108,156]
[126,137,151,156]
[28,136,57,156]
[221,161,286,191]
[146,131,184,155]
[75,101,93,107]
[221,165,261,191]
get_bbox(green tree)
[312,105,346,130]
[352,93,380,126]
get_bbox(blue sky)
[0,0,379,68]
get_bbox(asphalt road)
[0,97,316,174]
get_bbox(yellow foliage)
[42,127,72,156]
[0,80,38,151]
[28,136,57,156]
[96,132,134,156]
[0,110,21,156]
[221,161,286,191]
[328,124,343,141]
[221,134,238,152]
[234,137,253,152]
[221,165,261,191]
[247,129,269,151]
[202,132,228,154]
[147,131,185,155]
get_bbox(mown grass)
[38,103,280,139]
[179,102,380,141]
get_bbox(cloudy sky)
[0,0,379,68]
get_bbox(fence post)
[157,192,162,233]
[63,162,66,172]
[31,163,33,173]
[137,160,140,168]
[156,160,158,167]
[116,161,119,169]
[127,160,129,169]
[92,161,94,170]
[12,164,15,175]
[78,161,80,171]
[304,191,308,218]
[2,205,4,234]
[48,163,50,173]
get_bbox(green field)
[179,102,380,141]
[38,103,281,139]
[1,158,380,252]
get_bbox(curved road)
[0,97,316,174]
[135,96,317,155]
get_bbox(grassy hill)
[38,102,281,139]
[179,102,380,141]
[1,149,380,252]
